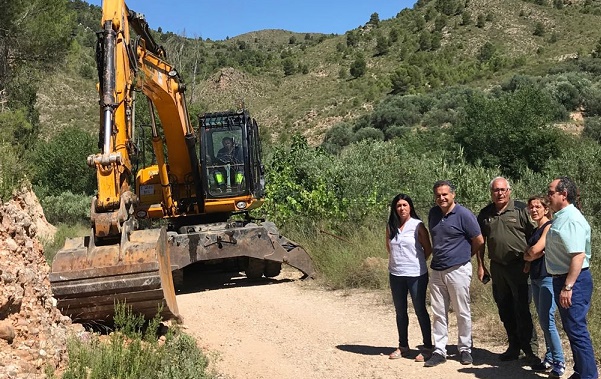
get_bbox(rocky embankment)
[0,187,75,378]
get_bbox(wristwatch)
[563,283,573,291]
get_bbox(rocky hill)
[0,187,78,378]
[36,0,601,146]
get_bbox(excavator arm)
[50,0,185,323]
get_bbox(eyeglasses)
[547,189,559,196]
[492,188,509,193]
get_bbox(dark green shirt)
[477,199,534,265]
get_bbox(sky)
[86,1,417,41]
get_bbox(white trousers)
[429,261,472,356]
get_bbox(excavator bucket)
[167,221,316,279]
[50,227,180,324]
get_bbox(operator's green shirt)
[477,199,534,265]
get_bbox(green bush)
[0,143,26,201]
[583,116,601,143]
[351,127,384,142]
[31,126,96,196]
[453,86,565,178]
[38,191,91,225]
[59,304,214,379]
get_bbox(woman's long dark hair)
[387,193,419,241]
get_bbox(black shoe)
[531,360,552,372]
[522,353,541,366]
[499,348,520,361]
[424,353,447,367]
[460,351,473,365]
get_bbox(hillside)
[36,0,601,145]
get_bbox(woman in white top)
[386,193,433,362]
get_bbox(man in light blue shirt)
[546,176,597,379]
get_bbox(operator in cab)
[216,137,243,164]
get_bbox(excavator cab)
[199,110,264,200]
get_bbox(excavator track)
[50,227,180,324]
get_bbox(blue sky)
[86,1,416,41]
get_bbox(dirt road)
[176,268,557,379]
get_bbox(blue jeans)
[553,269,598,379]
[390,272,432,348]
[531,276,564,364]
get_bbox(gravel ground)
[176,267,566,379]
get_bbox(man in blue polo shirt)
[546,176,598,379]
[424,180,484,368]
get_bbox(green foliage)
[263,134,344,224]
[346,30,359,47]
[38,190,90,225]
[290,222,388,290]
[593,37,601,58]
[352,127,384,142]
[478,42,497,62]
[476,14,486,28]
[375,35,389,56]
[59,304,214,379]
[282,58,296,76]
[462,11,472,25]
[322,123,354,153]
[31,126,96,196]
[583,116,601,143]
[453,86,564,178]
[368,12,381,26]
[0,143,26,201]
[349,55,367,78]
[533,22,546,36]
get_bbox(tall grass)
[285,217,389,290]
[55,304,216,379]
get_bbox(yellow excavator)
[49,0,314,324]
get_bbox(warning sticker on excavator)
[140,185,155,195]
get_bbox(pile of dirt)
[0,186,75,378]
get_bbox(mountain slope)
[37,0,601,144]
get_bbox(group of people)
[386,176,597,379]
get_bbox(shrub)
[351,127,384,142]
[453,86,565,178]
[0,143,26,201]
[38,191,91,225]
[31,126,96,196]
[350,55,367,78]
[583,116,601,143]
[59,304,214,379]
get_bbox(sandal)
[415,348,433,362]
[389,347,410,359]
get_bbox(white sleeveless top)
[389,217,428,277]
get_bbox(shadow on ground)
[460,346,547,379]
[176,269,296,293]
[337,344,547,378]
[336,344,393,356]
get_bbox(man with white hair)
[477,177,538,364]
